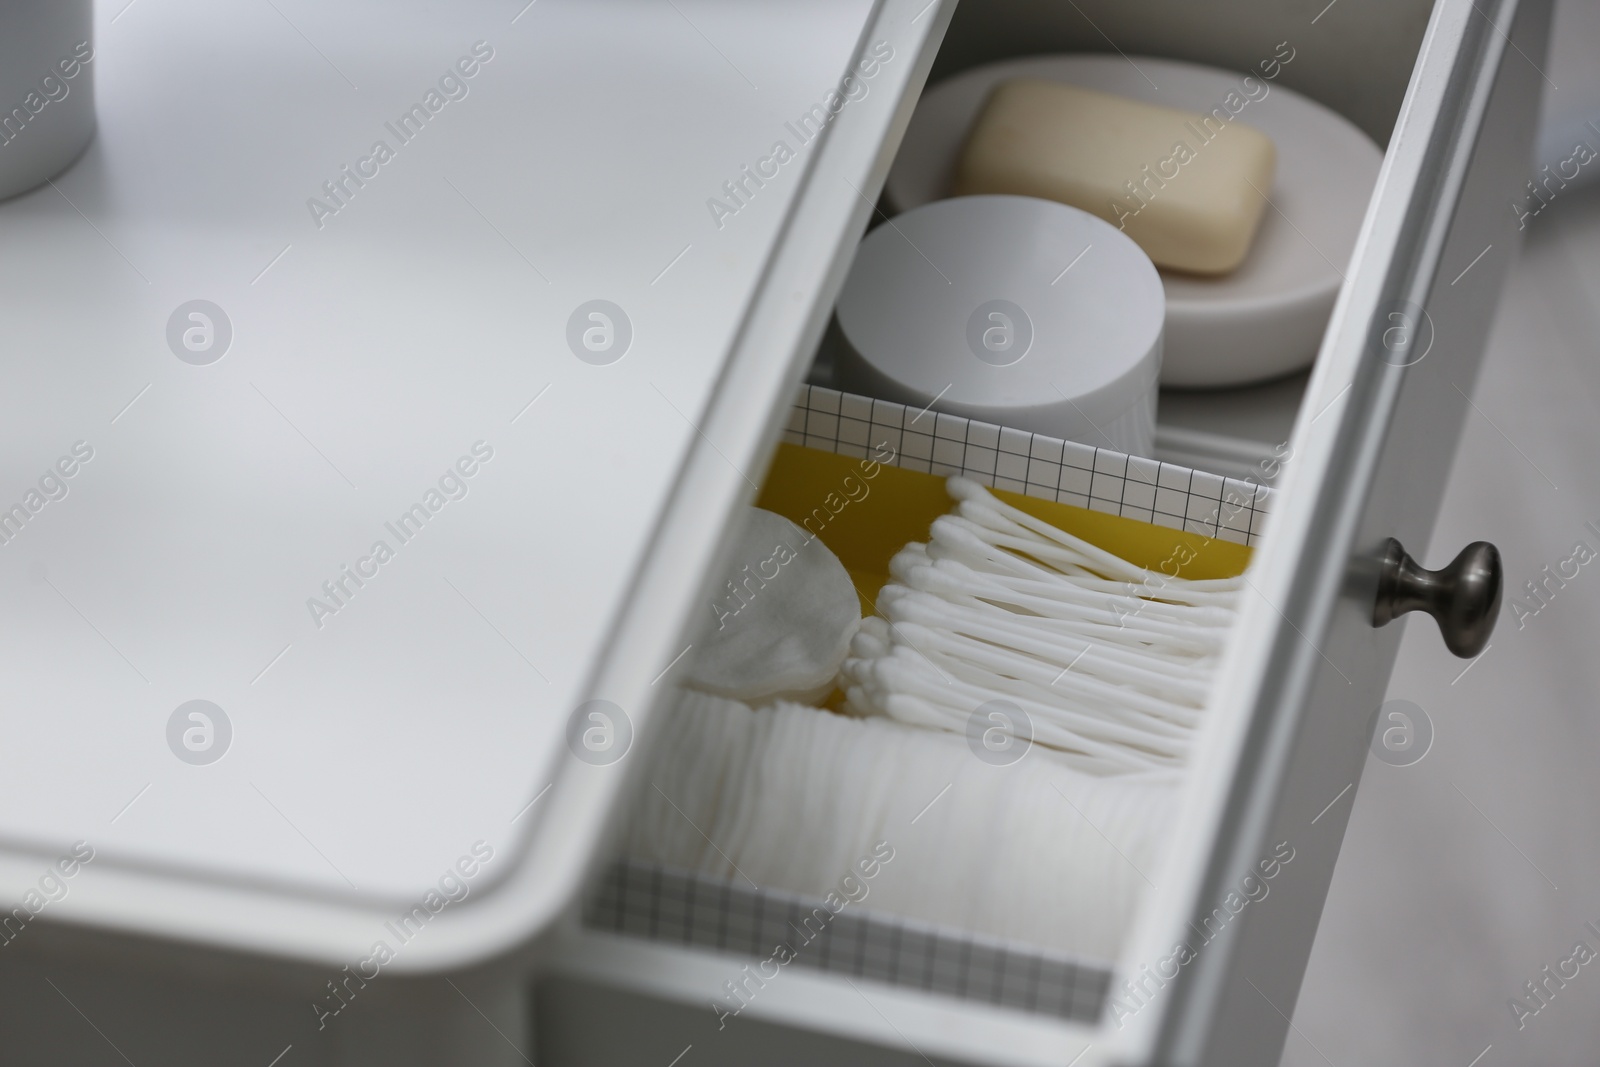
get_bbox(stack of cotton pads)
[841,477,1239,776]
[627,690,1175,961]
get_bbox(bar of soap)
[954,79,1277,275]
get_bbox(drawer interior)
[579,385,1270,1030]
[925,0,1433,147]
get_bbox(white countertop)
[0,0,877,914]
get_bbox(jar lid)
[835,195,1163,440]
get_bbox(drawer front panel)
[1141,1,1550,1064]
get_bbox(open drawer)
[537,0,1551,1065]
[0,0,1546,1063]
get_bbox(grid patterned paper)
[785,385,1274,546]
[586,861,1112,1023]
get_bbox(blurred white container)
[834,195,1164,457]
[0,0,95,201]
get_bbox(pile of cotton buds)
[841,477,1240,776]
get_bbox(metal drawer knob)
[1372,538,1502,658]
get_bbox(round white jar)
[835,194,1164,456]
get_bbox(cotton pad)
[683,507,861,705]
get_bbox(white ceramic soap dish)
[886,54,1383,388]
